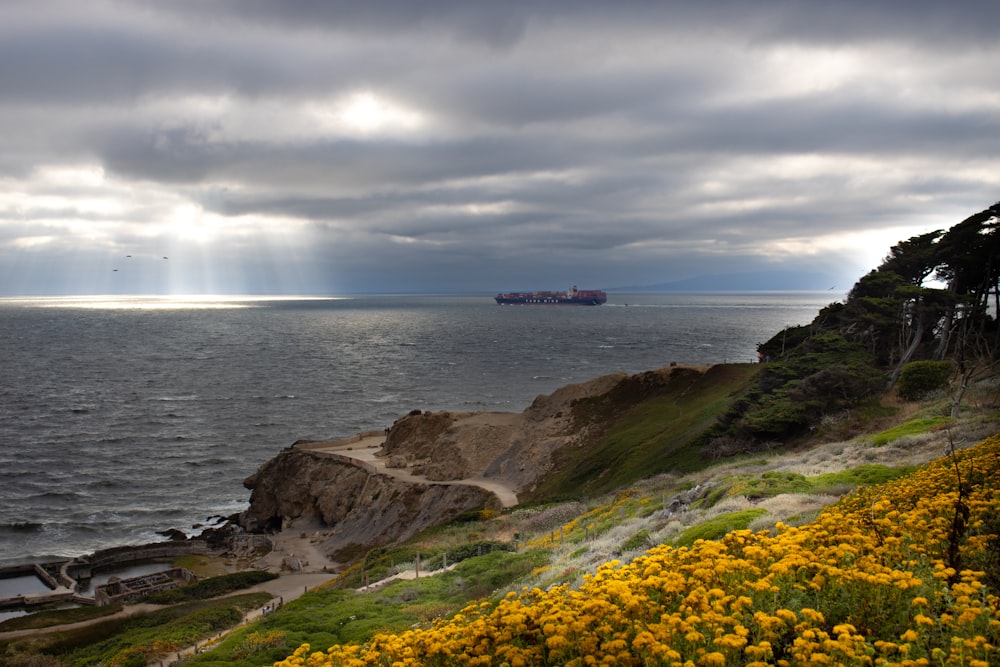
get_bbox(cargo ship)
[494,285,607,306]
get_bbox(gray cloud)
[0,0,997,295]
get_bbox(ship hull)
[494,287,607,306]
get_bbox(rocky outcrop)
[241,365,710,563]
[379,371,629,492]
[240,448,497,561]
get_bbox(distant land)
[607,270,839,292]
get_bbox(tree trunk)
[888,319,926,388]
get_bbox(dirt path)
[308,435,519,508]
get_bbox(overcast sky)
[1,1,998,295]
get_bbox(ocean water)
[0,291,836,565]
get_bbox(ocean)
[0,291,836,566]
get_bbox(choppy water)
[0,292,835,565]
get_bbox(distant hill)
[609,270,838,292]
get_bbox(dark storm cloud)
[0,0,998,295]
[145,0,1000,47]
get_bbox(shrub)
[231,629,288,660]
[897,360,954,400]
[145,570,278,604]
[621,529,651,552]
[670,509,768,547]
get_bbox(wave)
[184,458,234,467]
[83,479,124,490]
[29,491,85,502]
[0,522,44,533]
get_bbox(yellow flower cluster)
[232,629,289,660]
[109,639,180,667]
[275,436,1000,666]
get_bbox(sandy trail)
[308,435,519,508]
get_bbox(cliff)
[240,364,734,565]
[240,448,498,562]
[379,371,628,491]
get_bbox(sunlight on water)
[0,295,344,310]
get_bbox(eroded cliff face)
[380,371,629,492]
[240,448,497,561]
[241,365,710,564]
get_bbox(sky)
[1,1,998,296]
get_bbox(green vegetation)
[0,605,123,632]
[721,200,1000,443]
[897,359,955,400]
[144,570,278,604]
[670,509,768,547]
[714,463,916,503]
[724,332,887,442]
[869,416,956,446]
[184,549,550,667]
[1,593,270,667]
[333,540,515,589]
[531,364,760,500]
[621,528,651,552]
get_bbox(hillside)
[277,433,1000,667]
[4,369,997,667]
[232,364,758,567]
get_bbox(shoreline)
[0,431,392,609]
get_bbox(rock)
[240,449,497,562]
[157,528,188,541]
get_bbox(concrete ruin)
[94,567,196,606]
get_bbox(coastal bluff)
[240,447,498,562]
[239,365,720,565]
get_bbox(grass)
[670,508,768,547]
[868,415,956,446]
[144,570,278,604]
[333,540,516,590]
[172,553,237,578]
[712,463,916,503]
[530,364,760,500]
[0,604,124,632]
[0,593,271,667]
[185,549,551,667]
